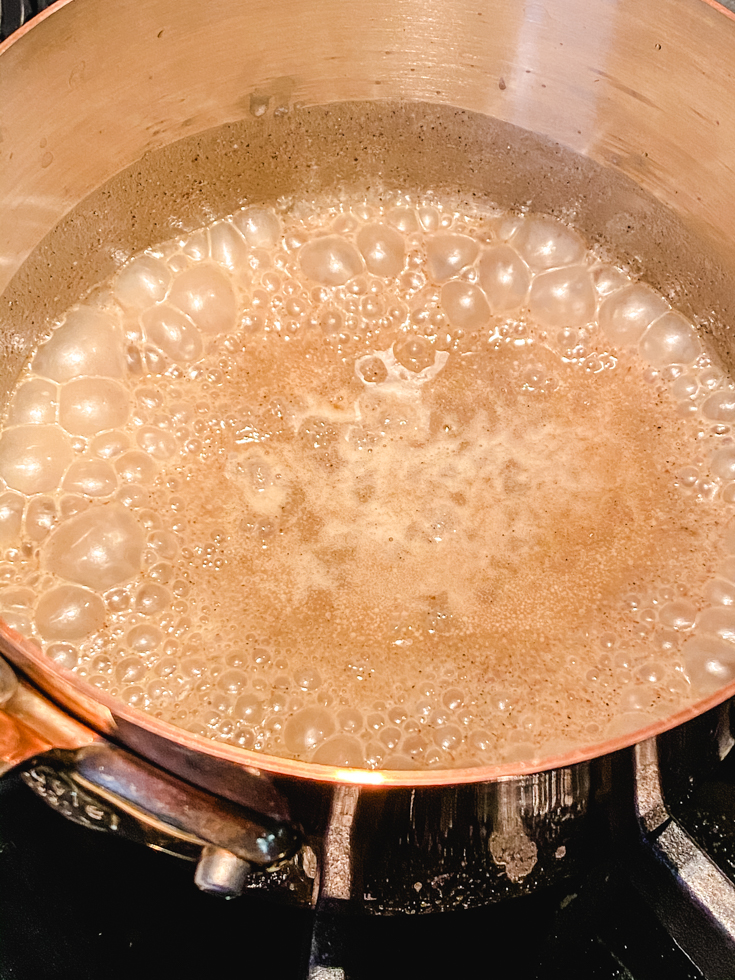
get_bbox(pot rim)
[4,621,734,787]
[3,0,734,50]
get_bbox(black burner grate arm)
[0,0,53,41]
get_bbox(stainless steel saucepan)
[1,0,735,922]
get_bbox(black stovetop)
[3,756,727,980]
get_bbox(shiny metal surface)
[0,655,17,707]
[2,0,735,911]
[633,735,735,979]
[0,662,97,777]
[20,742,300,885]
[293,759,599,913]
[193,846,253,898]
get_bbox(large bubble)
[41,503,145,590]
[511,215,586,270]
[7,379,57,425]
[284,707,336,754]
[113,255,171,310]
[298,236,363,286]
[639,312,700,367]
[0,425,73,495]
[142,305,204,364]
[312,735,365,767]
[528,266,596,328]
[440,281,491,330]
[356,224,406,278]
[62,460,118,497]
[598,283,669,346]
[209,221,250,272]
[683,634,735,693]
[0,492,24,544]
[58,378,130,436]
[702,390,735,423]
[477,245,531,312]
[168,264,238,335]
[35,585,106,641]
[32,307,126,382]
[426,234,479,282]
[233,207,282,248]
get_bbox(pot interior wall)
[2,99,735,406]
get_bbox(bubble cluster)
[0,190,732,770]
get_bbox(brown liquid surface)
[148,328,711,763]
[1,194,732,769]
[180,341,695,665]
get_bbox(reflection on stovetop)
[0,763,714,980]
[675,751,735,888]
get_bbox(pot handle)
[0,658,301,898]
[0,655,98,773]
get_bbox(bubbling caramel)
[1,190,735,770]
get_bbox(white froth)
[1,194,732,771]
[225,450,290,517]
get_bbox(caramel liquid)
[0,192,732,769]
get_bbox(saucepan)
[1,0,735,915]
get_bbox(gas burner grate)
[0,765,717,980]
[0,0,53,41]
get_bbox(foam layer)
[0,191,733,770]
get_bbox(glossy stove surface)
[0,764,721,980]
